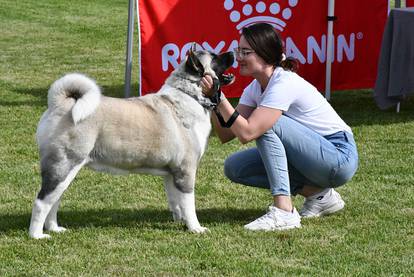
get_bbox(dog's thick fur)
[29,50,234,239]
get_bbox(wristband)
[214,109,239,128]
[225,110,239,128]
[214,109,227,127]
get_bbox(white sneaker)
[299,188,345,218]
[244,206,301,231]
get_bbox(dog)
[29,48,235,239]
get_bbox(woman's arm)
[200,75,281,144]
[215,100,282,144]
[212,102,255,143]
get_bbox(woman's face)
[236,35,268,77]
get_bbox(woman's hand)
[200,75,216,98]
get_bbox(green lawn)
[1,0,413,276]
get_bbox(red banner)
[407,0,414,7]
[138,0,389,97]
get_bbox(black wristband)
[214,109,239,128]
[214,109,227,127]
[224,110,239,128]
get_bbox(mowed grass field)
[1,0,413,276]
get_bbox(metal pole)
[124,0,134,98]
[325,0,335,101]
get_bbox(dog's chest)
[158,88,212,155]
[191,112,211,155]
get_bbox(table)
[373,8,414,110]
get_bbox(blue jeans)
[224,115,359,196]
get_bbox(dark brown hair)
[241,23,298,72]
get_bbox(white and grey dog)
[29,49,235,239]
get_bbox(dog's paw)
[48,226,67,233]
[189,226,209,234]
[30,233,52,240]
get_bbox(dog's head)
[165,45,235,109]
[185,46,235,87]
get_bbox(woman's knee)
[331,162,358,187]
[256,128,280,148]
[223,154,239,182]
[223,148,262,183]
[256,116,293,146]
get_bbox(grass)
[1,0,413,276]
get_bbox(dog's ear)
[185,44,204,76]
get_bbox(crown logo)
[224,0,299,32]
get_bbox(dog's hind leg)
[29,157,86,239]
[169,168,208,233]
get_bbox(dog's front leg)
[164,174,183,222]
[170,169,208,233]
[179,191,208,233]
[44,198,67,233]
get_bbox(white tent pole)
[124,0,135,98]
[325,0,335,101]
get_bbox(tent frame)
[125,0,394,99]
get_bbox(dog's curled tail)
[48,73,101,124]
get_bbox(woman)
[200,23,359,231]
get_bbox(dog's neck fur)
[165,69,216,110]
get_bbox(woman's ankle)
[299,186,326,198]
[273,195,293,212]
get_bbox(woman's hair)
[241,23,298,72]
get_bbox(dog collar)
[184,93,217,111]
[163,83,216,111]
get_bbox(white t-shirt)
[239,67,352,136]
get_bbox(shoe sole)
[244,223,301,231]
[271,223,301,231]
[301,200,345,218]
